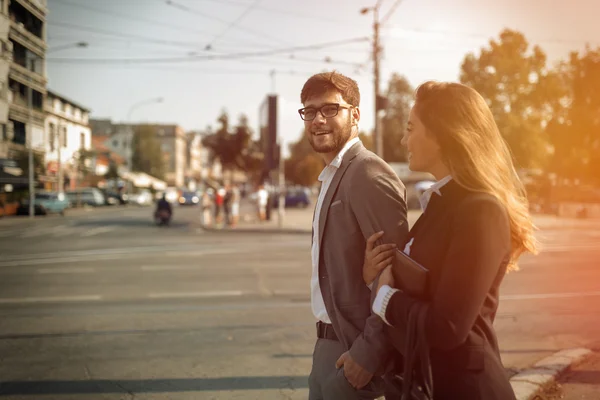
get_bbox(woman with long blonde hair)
[363,81,537,399]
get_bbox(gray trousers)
[308,338,385,400]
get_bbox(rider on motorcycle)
[155,193,172,224]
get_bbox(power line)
[385,27,600,47]
[46,37,370,65]
[380,0,404,26]
[205,0,263,50]
[165,0,289,47]
[50,0,270,50]
[178,0,348,24]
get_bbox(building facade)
[44,90,91,191]
[5,0,47,157]
[90,119,188,188]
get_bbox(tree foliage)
[545,47,600,184]
[201,111,263,175]
[284,132,323,186]
[460,29,558,169]
[131,125,165,179]
[381,74,413,162]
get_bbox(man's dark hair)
[300,71,360,106]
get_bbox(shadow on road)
[0,376,309,395]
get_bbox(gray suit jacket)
[316,141,408,374]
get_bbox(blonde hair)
[414,81,538,269]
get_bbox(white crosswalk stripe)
[0,224,123,239]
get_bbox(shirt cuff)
[373,285,400,326]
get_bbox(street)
[0,205,599,399]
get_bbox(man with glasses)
[301,71,408,399]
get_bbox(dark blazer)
[317,141,409,376]
[385,180,517,400]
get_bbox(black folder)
[392,249,429,299]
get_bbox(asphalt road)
[0,205,599,399]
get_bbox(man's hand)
[335,351,373,389]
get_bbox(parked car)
[129,190,153,206]
[272,187,311,208]
[101,190,128,206]
[66,188,105,207]
[16,192,70,216]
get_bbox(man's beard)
[307,118,353,154]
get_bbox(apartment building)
[4,0,47,158]
[44,90,91,191]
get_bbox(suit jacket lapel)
[317,142,363,252]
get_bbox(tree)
[460,29,559,169]
[545,47,600,186]
[359,131,374,151]
[202,111,263,176]
[381,74,413,162]
[284,132,323,186]
[104,162,120,180]
[131,125,165,179]
[15,149,45,182]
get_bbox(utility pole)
[26,54,36,218]
[372,7,383,159]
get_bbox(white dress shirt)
[311,137,361,323]
[373,175,453,325]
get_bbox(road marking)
[148,291,245,299]
[0,295,102,304]
[141,265,199,271]
[19,225,69,238]
[501,291,600,300]
[37,267,95,274]
[81,226,116,237]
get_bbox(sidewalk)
[539,348,600,400]
[200,206,600,234]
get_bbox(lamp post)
[48,42,88,197]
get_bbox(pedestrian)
[300,71,409,400]
[256,184,268,222]
[223,184,232,226]
[201,189,212,227]
[214,186,225,225]
[364,81,538,399]
[230,184,241,227]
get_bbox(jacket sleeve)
[386,196,511,351]
[347,158,409,373]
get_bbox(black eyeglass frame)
[298,103,355,121]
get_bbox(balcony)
[9,62,46,94]
[11,0,47,24]
[9,100,44,126]
[9,21,46,56]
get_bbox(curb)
[509,348,592,400]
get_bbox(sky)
[46,0,600,157]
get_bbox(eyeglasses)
[298,103,354,121]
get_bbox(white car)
[130,190,153,206]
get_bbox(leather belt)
[316,321,338,341]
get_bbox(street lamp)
[125,97,164,172]
[47,41,88,54]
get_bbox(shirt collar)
[318,137,361,182]
[419,175,453,211]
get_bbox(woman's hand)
[363,231,396,285]
[376,264,395,293]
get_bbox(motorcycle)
[154,209,171,226]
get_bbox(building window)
[62,127,67,148]
[112,139,118,148]
[80,132,85,149]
